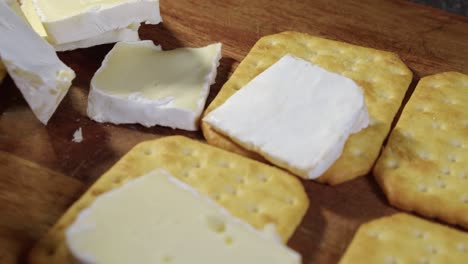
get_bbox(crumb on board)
[72,128,83,143]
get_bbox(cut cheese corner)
[88,40,222,131]
[33,0,162,44]
[21,0,141,51]
[65,169,301,264]
[0,0,75,124]
[204,54,369,179]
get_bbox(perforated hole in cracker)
[412,229,426,239]
[457,243,467,252]
[224,185,237,195]
[418,184,429,193]
[385,255,399,264]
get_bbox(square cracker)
[202,31,413,185]
[339,213,468,264]
[374,72,468,228]
[29,136,309,264]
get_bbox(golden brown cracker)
[29,136,309,264]
[374,72,468,228]
[339,213,468,264]
[202,31,412,185]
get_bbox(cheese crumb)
[72,128,83,143]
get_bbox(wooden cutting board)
[0,0,467,263]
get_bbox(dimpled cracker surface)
[374,72,468,228]
[29,136,309,264]
[339,213,468,264]
[202,31,412,185]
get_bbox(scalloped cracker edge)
[202,31,412,185]
[339,213,468,264]
[374,72,468,228]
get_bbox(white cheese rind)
[21,0,141,51]
[33,0,161,44]
[54,25,140,52]
[0,1,75,124]
[204,54,369,179]
[87,41,222,131]
[66,170,301,264]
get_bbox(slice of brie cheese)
[0,1,75,124]
[66,170,301,264]
[33,0,161,44]
[88,41,222,131]
[204,54,370,179]
[21,0,141,51]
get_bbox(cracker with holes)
[64,170,301,264]
[374,72,468,228]
[339,213,468,264]
[29,136,309,264]
[202,31,413,185]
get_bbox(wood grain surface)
[0,0,467,263]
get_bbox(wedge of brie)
[0,1,75,124]
[33,0,161,44]
[21,0,140,51]
[66,170,301,264]
[204,54,369,179]
[88,41,222,131]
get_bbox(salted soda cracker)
[202,31,412,185]
[339,213,468,264]
[374,72,468,229]
[29,136,309,264]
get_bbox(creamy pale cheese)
[21,0,140,51]
[66,170,301,264]
[21,0,47,38]
[5,0,25,18]
[88,41,222,131]
[204,54,369,179]
[54,25,140,52]
[0,1,75,124]
[33,0,161,44]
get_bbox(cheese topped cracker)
[204,54,369,179]
[202,31,413,184]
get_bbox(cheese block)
[66,170,301,264]
[33,0,162,44]
[0,1,75,124]
[88,41,222,131]
[204,54,369,179]
[21,0,140,51]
